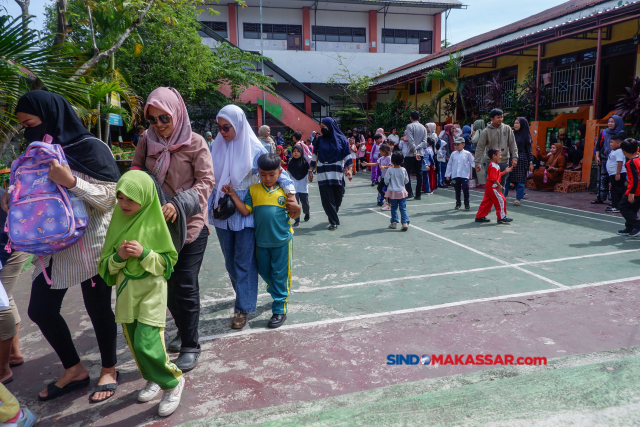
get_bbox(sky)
[5,0,562,46]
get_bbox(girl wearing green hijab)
[98,170,184,417]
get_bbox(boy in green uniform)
[223,153,299,328]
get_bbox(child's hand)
[630,194,635,203]
[125,240,144,258]
[616,174,621,181]
[117,241,130,260]
[222,184,235,196]
[505,166,513,173]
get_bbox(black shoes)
[377,201,384,206]
[293,220,300,227]
[268,314,287,328]
[414,196,421,200]
[304,214,310,222]
[630,229,640,238]
[168,333,181,353]
[329,224,337,231]
[618,228,632,236]
[455,204,461,210]
[371,182,375,186]
[498,217,513,224]
[475,217,490,223]
[174,346,200,372]
[465,205,470,211]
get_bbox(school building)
[369,0,640,189]
[196,0,464,136]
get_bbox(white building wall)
[235,6,303,51]
[377,13,434,54]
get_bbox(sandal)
[89,371,120,404]
[39,376,90,401]
[591,199,604,204]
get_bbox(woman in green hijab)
[98,170,184,417]
[472,119,487,186]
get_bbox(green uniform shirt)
[244,183,293,248]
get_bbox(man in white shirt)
[445,137,475,210]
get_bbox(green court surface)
[194,174,638,339]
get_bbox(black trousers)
[355,157,363,172]
[610,174,627,209]
[168,225,208,350]
[619,195,640,230]
[596,160,610,202]
[403,156,423,197]
[295,193,310,220]
[377,180,386,198]
[568,147,583,166]
[452,178,470,206]
[28,262,117,370]
[319,184,343,226]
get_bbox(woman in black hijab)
[503,117,534,206]
[2,91,121,402]
[568,124,586,171]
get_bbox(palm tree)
[0,15,88,144]
[423,51,467,122]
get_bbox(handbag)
[212,193,236,220]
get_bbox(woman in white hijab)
[209,105,299,330]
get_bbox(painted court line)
[369,208,567,289]
[198,275,640,343]
[453,189,624,225]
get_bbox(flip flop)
[89,371,120,404]
[9,360,24,368]
[591,200,604,204]
[2,376,13,385]
[39,376,90,401]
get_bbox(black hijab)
[287,145,309,180]
[15,90,120,183]
[513,117,531,152]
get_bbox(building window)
[312,26,366,43]
[311,103,322,119]
[243,23,302,40]
[201,21,228,38]
[382,29,432,45]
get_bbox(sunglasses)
[146,114,171,125]
[215,123,233,133]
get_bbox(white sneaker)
[138,381,161,402]
[381,203,390,211]
[389,222,397,229]
[158,377,185,417]
[401,223,409,231]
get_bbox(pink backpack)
[5,136,90,285]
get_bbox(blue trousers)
[257,240,293,315]
[504,179,525,200]
[437,162,447,186]
[422,171,431,193]
[390,198,409,224]
[215,227,259,313]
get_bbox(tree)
[423,51,467,122]
[0,16,88,145]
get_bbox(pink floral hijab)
[143,87,192,185]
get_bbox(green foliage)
[0,15,88,141]
[502,68,552,126]
[370,96,436,133]
[330,96,366,130]
[423,51,467,121]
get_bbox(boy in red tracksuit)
[617,139,640,237]
[475,148,513,224]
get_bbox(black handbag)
[212,193,236,220]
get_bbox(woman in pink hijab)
[132,87,214,372]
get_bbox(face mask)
[23,122,47,143]
[321,128,330,137]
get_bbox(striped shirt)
[310,153,353,187]
[32,171,117,289]
[209,139,295,231]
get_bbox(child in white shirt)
[384,153,410,230]
[445,137,475,210]
[606,133,627,213]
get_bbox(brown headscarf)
[546,142,564,168]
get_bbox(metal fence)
[549,62,595,107]
[472,77,517,112]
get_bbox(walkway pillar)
[256,104,263,129]
[303,7,311,51]
[304,84,312,115]
[535,44,542,121]
[368,11,377,53]
[228,3,238,45]
[433,14,441,53]
[591,27,603,120]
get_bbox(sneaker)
[455,204,461,210]
[377,201,383,206]
[371,182,375,187]
[475,217,490,223]
[158,377,185,417]
[292,221,300,227]
[630,229,640,238]
[514,200,521,206]
[401,223,409,231]
[414,196,421,200]
[381,203,390,211]
[424,192,433,196]
[328,224,337,231]
[498,217,513,224]
[11,408,37,427]
[618,228,632,236]
[465,205,470,211]
[138,381,162,402]
[304,214,310,222]
[389,222,397,229]
[606,207,620,213]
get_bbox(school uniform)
[445,149,475,207]
[607,148,627,209]
[476,162,507,220]
[244,183,293,315]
